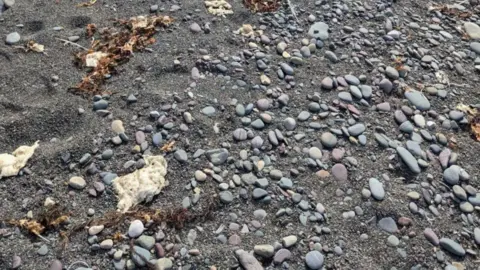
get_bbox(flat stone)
[273,248,292,264]
[424,228,439,246]
[202,106,216,116]
[443,165,461,185]
[347,123,366,136]
[305,250,324,269]
[465,22,480,39]
[378,217,398,233]
[439,238,465,257]
[308,147,323,159]
[396,147,421,173]
[369,178,385,200]
[235,249,263,270]
[282,235,298,247]
[131,246,151,266]
[331,163,348,182]
[135,235,155,250]
[219,191,233,204]
[155,258,173,269]
[474,228,480,245]
[68,176,86,189]
[405,91,430,111]
[205,149,229,165]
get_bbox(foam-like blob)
[0,141,39,179]
[112,155,167,212]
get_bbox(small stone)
[11,255,21,269]
[347,123,366,136]
[5,32,21,45]
[235,249,262,269]
[37,245,48,256]
[396,147,421,173]
[273,249,292,264]
[88,225,104,235]
[320,132,337,148]
[219,191,233,204]
[155,258,173,269]
[369,178,385,200]
[308,147,322,159]
[128,220,144,238]
[331,164,348,182]
[387,235,400,247]
[100,239,113,250]
[439,238,465,257]
[254,244,274,258]
[195,170,207,182]
[305,250,324,269]
[378,217,398,233]
[424,228,439,246]
[189,22,201,33]
[282,235,298,248]
[68,176,86,189]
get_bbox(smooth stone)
[5,32,21,45]
[235,249,263,270]
[131,246,151,266]
[424,228,439,246]
[331,164,348,182]
[387,235,400,247]
[253,244,274,258]
[308,22,329,40]
[308,147,323,159]
[443,165,461,185]
[465,22,480,39]
[396,147,421,173]
[378,217,398,233]
[439,238,465,257]
[320,132,337,148]
[282,235,298,247]
[305,250,324,269]
[128,220,144,238]
[273,249,292,264]
[202,106,216,116]
[369,178,385,200]
[68,176,86,189]
[405,91,430,111]
[347,123,366,136]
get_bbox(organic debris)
[86,23,96,38]
[112,155,168,212]
[0,141,39,179]
[392,56,408,71]
[77,0,97,7]
[160,140,176,152]
[8,205,70,242]
[205,0,233,16]
[71,15,173,95]
[244,0,280,12]
[428,4,472,19]
[456,104,480,141]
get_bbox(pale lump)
[0,141,39,179]
[112,155,168,212]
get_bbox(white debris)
[0,141,39,179]
[85,52,109,67]
[205,0,233,16]
[112,155,168,212]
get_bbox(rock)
[205,149,229,165]
[131,246,151,266]
[128,220,144,238]
[100,239,113,249]
[12,255,21,269]
[194,170,207,182]
[331,164,348,182]
[174,149,188,163]
[283,117,297,131]
[155,258,173,269]
[387,235,400,247]
[344,75,360,85]
[443,165,461,185]
[471,42,480,54]
[135,235,155,250]
[88,225,104,235]
[321,77,334,90]
[273,248,292,264]
[5,32,20,45]
[347,124,365,136]
[378,217,398,233]
[49,260,63,270]
[189,22,201,33]
[320,132,337,148]
[405,91,430,111]
[202,106,216,116]
[308,147,322,159]
[369,178,385,200]
[424,228,439,246]
[439,238,465,257]
[465,22,480,39]
[305,250,324,269]
[254,244,274,258]
[396,147,421,173]
[37,244,48,256]
[474,228,480,245]
[219,191,233,204]
[385,67,399,80]
[235,249,263,270]
[282,235,298,247]
[308,22,329,40]
[68,176,86,189]
[379,78,393,93]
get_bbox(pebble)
[12,255,21,269]
[273,248,292,264]
[282,235,298,248]
[405,91,430,111]
[320,132,337,148]
[219,191,233,203]
[308,22,329,40]
[396,147,421,173]
[308,147,322,159]
[331,164,348,182]
[305,250,324,269]
[5,32,20,45]
[347,123,365,136]
[378,217,398,233]
[369,178,385,200]
[439,238,465,257]
[235,249,263,270]
[68,176,86,189]
[424,228,439,246]
[254,244,274,258]
[37,244,48,256]
[464,22,480,39]
[387,235,400,247]
[128,220,144,238]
